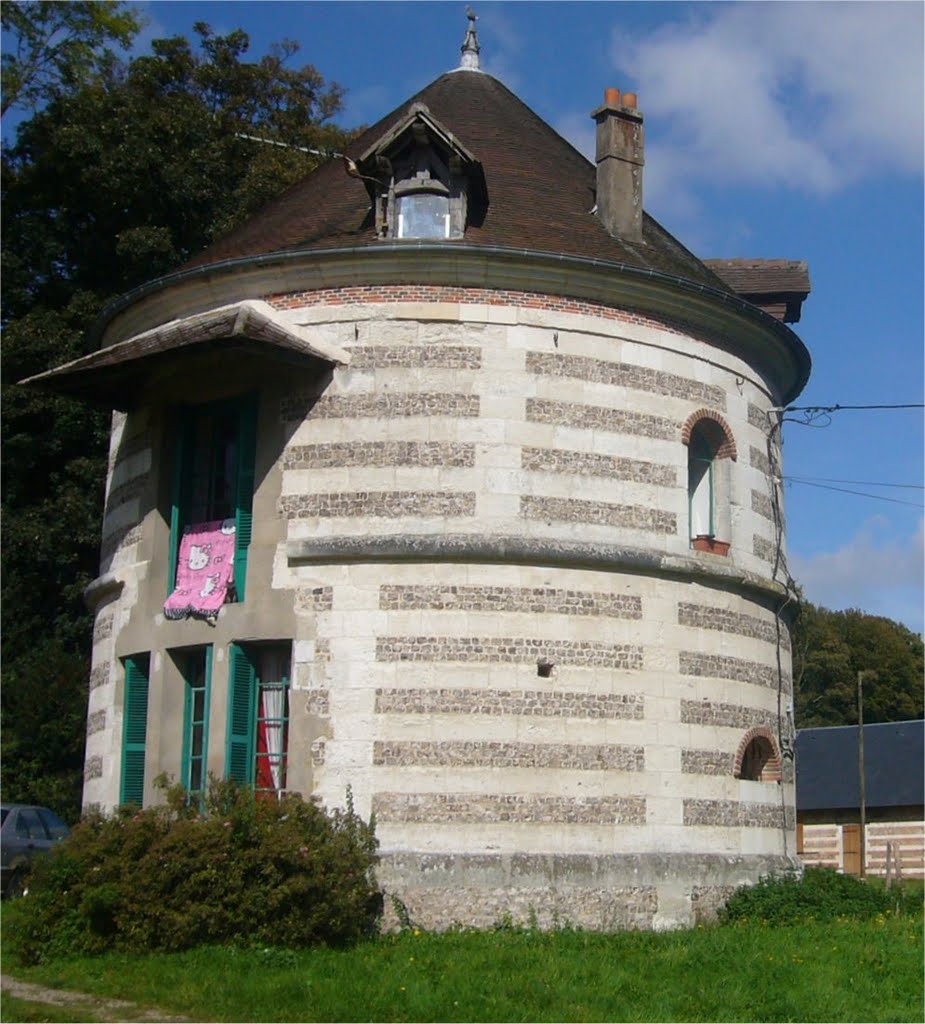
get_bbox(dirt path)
[1,975,193,1023]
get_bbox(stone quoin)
[25,10,812,930]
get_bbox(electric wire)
[783,479,924,508]
[762,400,922,852]
[760,409,798,859]
[784,476,923,490]
[781,401,923,429]
[783,403,924,412]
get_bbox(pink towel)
[164,519,237,620]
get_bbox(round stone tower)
[30,20,810,929]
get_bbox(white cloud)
[552,111,595,162]
[590,2,923,211]
[790,517,925,632]
[478,7,524,94]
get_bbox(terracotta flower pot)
[692,535,730,556]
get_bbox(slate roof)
[703,260,811,324]
[796,721,924,812]
[186,68,731,293]
[704,259,811,296]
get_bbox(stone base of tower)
[377,851,802,931]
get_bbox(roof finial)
[460,6,481,70]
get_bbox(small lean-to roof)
[185,68,730,292]
[704,259,811,296]
[704,259,811,324]
[20,301,349,409]
[796,720,924,812]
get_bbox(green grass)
[4,916,922,1023]
[0,992,105,1023]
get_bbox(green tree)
[2,22,352,820]
[1,0,142,117]
[793,602,924,728]
[3,24,347,314]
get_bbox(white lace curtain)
[258,647,290,792]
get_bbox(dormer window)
[397,192,450,238]
[353,102,486,243]
[396,180,450,239]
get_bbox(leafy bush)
[10,780,381,964]
[721,867,924,925]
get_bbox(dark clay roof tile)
[186,70,731,293]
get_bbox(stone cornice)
[93,245,811,404]
[286,532,798,615]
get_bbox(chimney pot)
[605,87,621,107]
[623,92,637,109]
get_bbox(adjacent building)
[797,721,925,879]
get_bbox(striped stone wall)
[274,295,784,575]
[84,289,796,928]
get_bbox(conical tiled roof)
[185,68,731,293]
[23,65,811,406]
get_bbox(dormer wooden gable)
[355,102,487,240]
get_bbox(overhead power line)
[778,402,924,428]
[785,475,924,490]
[782,403,924,412]
[784,478,924,508]
[233,132,341,158]
[233,133,381,184]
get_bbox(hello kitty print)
[163,519,236,620]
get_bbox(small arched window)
[688,425,718,540]
[740,736,773,780]
[683,411,737,555]
[734,728,782,783]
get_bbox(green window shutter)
[203,644,213,741]
[181,647,213,803]
[233,395,258,600]
[198,645,213,798]
[120,654,150,806]
[181,666,192,781]
[169,408,194,593]
[226,643,256,785]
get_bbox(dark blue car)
[0,804,70,897]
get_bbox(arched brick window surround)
[681,410,738,461]
[734,727,782,783]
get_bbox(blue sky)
[34,2,925,629]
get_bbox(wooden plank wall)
[798,824,841,870]
[867,821,925,879]
[799,820,924,878]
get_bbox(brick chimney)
[591,88,644,243]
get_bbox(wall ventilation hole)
[537,660,553,678]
